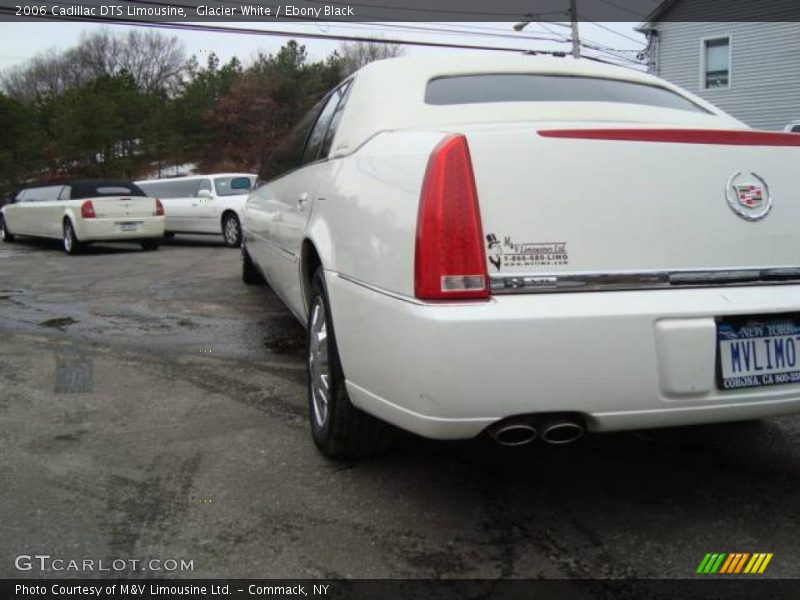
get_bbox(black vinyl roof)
[21,179,146,199]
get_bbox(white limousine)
[1,179,164,254]
[136,173,256,247]
[241,55,800,458]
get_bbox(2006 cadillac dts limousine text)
[240,55,800,458]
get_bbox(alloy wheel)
[63,223,73,253]
[308,295,331,429]
[224,216,240,246]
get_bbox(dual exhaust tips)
[486,414,585,447]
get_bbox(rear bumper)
[74,216,165,242]
[326,272,800,439]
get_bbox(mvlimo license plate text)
[718,318,800,389]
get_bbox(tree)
[0,93,43,193]
[207,41,342,176]
[336,40,405,76]
[50,72,150,178]
[171,52,243,169]
[2,29,185,103]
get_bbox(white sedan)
[241,55,800,458]
[136,173,256,247]
[1,179,164,254]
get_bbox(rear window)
[425,74,709,114]
[137,179,201,199]
[69,182,145,199]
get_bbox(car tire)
[242,245,264,285]
[307,267,394,459]
[141,240,160,251]
[0,216,14,242]
[222,213,242,248]
[63,219,81,255]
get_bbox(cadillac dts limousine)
[240,55,800,458]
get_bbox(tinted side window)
[214,176,253,196]
[262,101,324,180]
[320,81,353,158]
[25,185,64,201]
[425,74,709,114]
[302,89,342,165]
[138,179,201,198]
[792,125,800,133]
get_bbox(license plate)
[119,222,139,232]
[717,316,800,390]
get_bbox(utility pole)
[569,0,581,58]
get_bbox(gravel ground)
[1,235,799,579]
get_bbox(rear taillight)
[80,200,96,219]
[155,198,164,216]
[415,134,489,301]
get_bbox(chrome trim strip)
[490,267,800,294]
[335,273,425,305]
[335,273,495,307]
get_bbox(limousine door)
[269,82,350,319]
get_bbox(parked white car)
[1,179,164,254]
[136,173,256,247]
[785,121,800,133]
[241,55,800,458]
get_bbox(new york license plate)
[718,316,800,390]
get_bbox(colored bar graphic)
[697,554,712,574]
[758,554,773,573]
[719,554,736,574]
[710,553,726,573]
[734,553,750,573]
[700,552,772,574]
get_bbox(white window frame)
[700,34,732,90]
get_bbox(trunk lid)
[88,196,157,219]
[461,122,800,290]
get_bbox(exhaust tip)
[489,423,537,447]
[541,422,584,445]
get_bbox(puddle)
[40,317,78,329]
[262,315,305,356]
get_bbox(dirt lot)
[1,235,800,579]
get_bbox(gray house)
[638,0,800,131]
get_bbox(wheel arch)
[62,210,79,237]
[300,220,334,315]
[300,239,323,313]
[220,208,240,227]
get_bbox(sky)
[0,21,646,74]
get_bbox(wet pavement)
[1,235,799,579]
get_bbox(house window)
[704,37,730,88]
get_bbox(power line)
[592,0,647,18]
[585,20,645,45]
[329,20,568,44]
[0,10,572,56]
[302,0,567,19]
